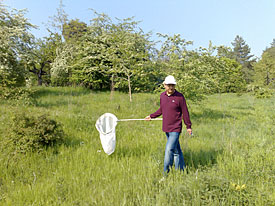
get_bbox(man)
[145,75,192,174]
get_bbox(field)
[0,87,274,205]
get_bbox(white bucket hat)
[163,75,176,85]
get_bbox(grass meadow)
[0,87,274,205]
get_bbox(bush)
[2,112,64,154]
[247,85,274,98]
[0,87,37,105]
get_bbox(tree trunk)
[37,63,46,86]
[128,74,132,102]
[37,69,43,86]
[110,74,115,100]
[266,71,270,85]
[38,77,42,86]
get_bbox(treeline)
[0,1,274,101]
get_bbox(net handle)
[117,118,162,122]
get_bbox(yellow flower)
[241,184,246,189]
[236,185,241,190]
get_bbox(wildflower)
[159,177,165,183]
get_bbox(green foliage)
[0,69,24,88]
[50,43,75,86]
[231,35,255,83]
[62,19,87,42]
[69,14,114,89]
[156,35,246,101]
[69,12,154,100]
[217,45,234,59]
[253,47,275,88]
[2,3,267,104]
[253,87,273,99]
[131,63,163,92]
[216,57,246,93]
[156,34,207,101]
[0,59,26,88]
[0,3,253,101]
[0,86,37,105]
[1,111,64,154]
[24,34,62,86]
[0,3,35,87]
[247,85,274,99]
[232,35,254,65]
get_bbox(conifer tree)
[231,35,255,83]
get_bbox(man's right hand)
[187,128,192,136]
[145,116,151,121]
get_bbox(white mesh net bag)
[96,113,162,155]
[95,113,118,155]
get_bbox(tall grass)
[0,87,274,205]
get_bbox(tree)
[106,17,152,102]
[70,13,153,101]
[50,42,76,86]
[214,57,246,93]
[155,35,246,101]
[47,0,68,41]
[254,47,275,88]
[44,0,73,86]
[62,19,87,42]
[69,12,113,89]
[0,2,35,87]
[231,35,255,83]
[24,34,61,86]
[50,19,88,86]
[217,45,234,59]
[26,40,49,86]
[156,34,217,101]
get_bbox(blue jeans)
[164,132,185,174]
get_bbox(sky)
[3,0,275,58]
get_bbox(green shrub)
[2,112,64,154]
[247,85,274,98]
[0,87,37,105]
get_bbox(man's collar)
[165,90,176,96]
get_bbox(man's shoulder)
[175,90,184,97]
[175,91,187,102]
[160,91,166,97]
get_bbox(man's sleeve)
[180,96,192,129]
[150,97,162,118]
[150,107,162,118]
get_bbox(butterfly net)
[95,113,118,155]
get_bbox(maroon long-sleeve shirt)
[150,90,192,132]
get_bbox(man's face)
[164,84,176,94]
